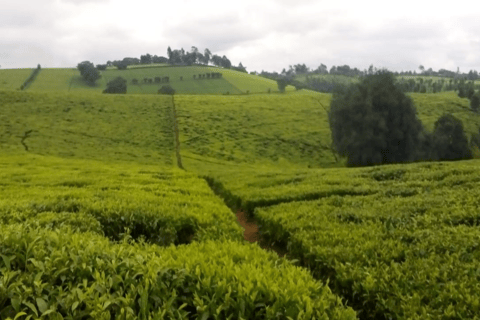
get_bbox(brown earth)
[235,210,288,258]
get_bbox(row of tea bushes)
[0,154,243,245]
[205,160,480,216]
[250,161,480,319]
[0,224,357,319]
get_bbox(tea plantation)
[1,70,480,319]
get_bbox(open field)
[0,68,35,90]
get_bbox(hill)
[0,65,296,95]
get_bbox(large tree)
[432,113,472,161]
[77,61,101,86]
[204,48,212,65]
[328,71,425,167]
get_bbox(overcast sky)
[2,0,479,73]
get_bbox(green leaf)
[13,312,27,320]
[36,298,48,314]
[11,298,21,312]
[23,301,38,317]
[72,301,79,311]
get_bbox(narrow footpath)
[169,95,288,258]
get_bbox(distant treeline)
[259,63,480,81]
[98,46,247,73]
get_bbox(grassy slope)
[0,68,34,90]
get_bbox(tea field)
[0,154,355,319]
[0,69,36,91]
[204,159,480,318]
[2,83,480,319]
[4,65,295,95]
[0,90,175,165]
[178,91,480,173]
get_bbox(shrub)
[103,77,127,94]
[158,85,175,95]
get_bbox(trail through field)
[235,209,288,257]
[235,210,258,242]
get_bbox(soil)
[235,210,288,258]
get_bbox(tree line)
[94,46,247,73]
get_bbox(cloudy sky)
[2,0,479,73]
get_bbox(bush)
[103,77,127,94]
[328,71,426,167]
[96,64,107,71]
[432,113,472,161]
[158,85,175,95]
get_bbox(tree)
[204,48,211,65]
[211,54,222,67]
[277,78,287,93]
[77,61,101,86]
[221,56,231,68]
[140,53,152,64]
[167,46,173,63]
[432,113,472,161]
[470,92,480,112]
[315,64,328,74]
[158,85,175,95]
[103,77,127,94]
[328,71,426,167]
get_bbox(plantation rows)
[207,160,480,319]
[0,154,356,319]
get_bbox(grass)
[0,68,35,90]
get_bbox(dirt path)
[235,209,288,258]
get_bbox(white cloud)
[1,0,480,72]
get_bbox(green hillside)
[5,65,296,95]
